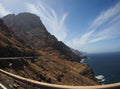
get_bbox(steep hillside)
[0,54,98,87]
[0,19,36,57]
[2,13,81,62]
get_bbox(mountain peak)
[3,12,46,32]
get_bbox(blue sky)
[0,0,120,53]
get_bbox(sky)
[0,0,120,53]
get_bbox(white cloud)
[89,2,120,30]
[0,3,11,17]
[67,30,95,48]
[67,2,120,49]
[89,19,120,43]
[26,1,68,41]
[89,36,108,43]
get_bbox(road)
[0,56,39,60]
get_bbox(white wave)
[80,59,85,63]
[95,75,105,82]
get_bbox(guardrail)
[0,56,39,60]
[0,69,120,89]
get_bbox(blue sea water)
[84,52,120,84]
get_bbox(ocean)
[84,52,120,84]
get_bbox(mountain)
[2,13,81,62]
[70,48,87,58]
[0,19,36,57]
[0,13,98,87]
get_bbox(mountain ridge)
[2,12,81,62]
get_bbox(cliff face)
[0,13,98,87]
[0,19,36,57]
[2,13,81,62]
